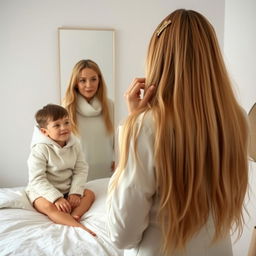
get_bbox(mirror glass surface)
[58,28,115,181]
[58,28,115,102]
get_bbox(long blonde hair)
[111,9,248,254]
[62,59,113,135]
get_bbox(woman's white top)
[76,94,114,181]
[26,126,88,203]
[106,112,233,256]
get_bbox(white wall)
[224,0,256,255]
[224,0,256,113]
[0,0,224,187]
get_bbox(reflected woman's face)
[77,68,99,101]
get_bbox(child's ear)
[40,128,48,136]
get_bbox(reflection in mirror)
[59,28,115,181]
[248,103,256,162]
[58,28,115,101]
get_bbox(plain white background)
[0,0,255,255]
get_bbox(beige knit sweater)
[26,126,88,203]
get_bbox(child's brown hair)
[35,104,68,128]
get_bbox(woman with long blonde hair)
[107,9,248,256]
[62,59,114,181]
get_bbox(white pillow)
[0,187,35,211]
[0,178,110,213]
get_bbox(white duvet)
[0,178,123,256]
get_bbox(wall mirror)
[58,28,115,102]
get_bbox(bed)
[0,178,123,256]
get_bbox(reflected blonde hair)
[62,59,113,135]
[111,9,248,254]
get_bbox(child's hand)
[67,194,81,209]
[54,197,71,213]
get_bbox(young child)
[26,104,96,236]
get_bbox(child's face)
[40,116,71,147]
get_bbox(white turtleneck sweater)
[76,94,114,181]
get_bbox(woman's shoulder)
[136,110,155,135]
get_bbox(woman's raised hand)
[124,78,155,114]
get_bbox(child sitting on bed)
[26,104,96,236]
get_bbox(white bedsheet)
[0,178,123,256]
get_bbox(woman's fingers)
[124,78,145,114]
[140,85,155,108]
[126,78,145,93]
[125,78,155,114]
[125,83,144,101]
